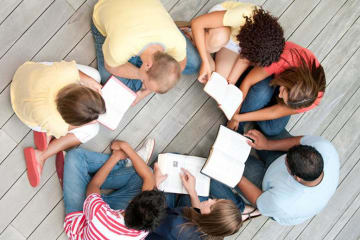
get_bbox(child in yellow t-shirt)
[11,61,106,187]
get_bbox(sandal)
[33,131,48,151]
[24,147,42,187]
[241,205,261,223]
[55,151,65,189]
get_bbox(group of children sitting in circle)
[10,0,339,239]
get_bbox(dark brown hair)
[237,8,285,67]
[181,200,242,239]
[56,84,106,126]
[270,49,326,109]
[147,51,181,94]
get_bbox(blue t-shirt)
[256,136,339,225]
[146,208,203,240]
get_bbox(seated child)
[228,43,326,136]
[91,0,201,105]
[64,139,166,239]
[11,61,106,187]
[146,163,253,239]
[190,1,285,83]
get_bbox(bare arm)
[227,57,250,85]
[179,57,187,72]
[234,104,298,122]
[111,141,156,191]
[86,150,126,196]
[79,70,102,93]
[105,61,141,80]
[181,169,201,208]
[237,176,262,206]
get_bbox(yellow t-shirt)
[93,0,186,67]
[10,61,80,138]
[222,1,257,43]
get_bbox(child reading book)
[11,61,106,187]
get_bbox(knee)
[258,123,284,136]
[207,28,230,53]
[64,148,85,171]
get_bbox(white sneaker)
[126,139,155,167]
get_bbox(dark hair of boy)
[237,8,285,67]
[124,189,166,231]
[286,145,324,181]
[56,84,106,126]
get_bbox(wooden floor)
[0,0,359,239]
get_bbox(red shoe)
[24,147,42,187]
[33,131,48,151]
[55,151,65,189]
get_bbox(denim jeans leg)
[177,194,208,208]
[165,193,178,208]
[90,22,143,92]
[209,179,245,212]
[243,156,266,189]
[256,115,291,136]
[237,75,275,134]
[63,148,112,214]
[181,32,201,75]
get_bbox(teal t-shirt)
[256,136,339,225]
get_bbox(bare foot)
[34,149,45,173]
[242,205,261,222]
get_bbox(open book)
[204,72,243,120]
[201,125,251,188]
[98,76,136,130]
[157,153,210,197]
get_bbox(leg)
[177,194,208,208]
[256,115,291,137]
[182,32,201,75]
[214,47,238,79]
[210,179,245,212]
[63,148,112,214]
[237,74,276,134]
[164,193,178,208]
[242,156,266,189]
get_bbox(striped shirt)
[64,193,148,240]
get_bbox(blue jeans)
[90,23,201,90]
[209,180,245,212]
[164,193,208,208]
[243,129,292,188]
[236,68,290,136]
[63,148,143,214]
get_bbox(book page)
[213,125,251,163]
[98,76,136,130]
[201,150,244,188]
[220,85,243,120]
[157,153,210,196]
[204,72,227,104]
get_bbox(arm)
[131,88,152,106]
[191,11,226,82]
[180,168,201,208]
[244,129,302,151]
[79,70,102,93]
[179,57,187,72]
[237,176,262,206]
[105,61,141,80]
[227,57,250,85]
[111,141,156,191]
[86,150,126,196]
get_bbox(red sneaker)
[33,131,48,151]
[55,151,65,189]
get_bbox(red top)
[64,193,148,240]
[264,42,323,113]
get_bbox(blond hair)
[147,51,181,94]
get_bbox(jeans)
[63,148,143,214]
[236,68,290,136]
[243,129,292,188]
[90,22,201,90]
[210,179,245,212]
[164,193,208,209]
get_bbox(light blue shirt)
[256,136,339,225]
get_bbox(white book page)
[213,126,251,163]
[204,72,227,104]
[98,76,136,130]
[157,153,210,196]
[202,150,244,188]
[220,85,243,120]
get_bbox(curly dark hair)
[237,8,285,67]
[124,189,166,231]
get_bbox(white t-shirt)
[256,136,339,225]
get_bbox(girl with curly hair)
[190,1,285,83]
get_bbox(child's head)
[124,189,166,231]
[270,50,326,109]
[237,8,285,67]
[56,84,106,126]
[140,51,181,94]
[182,199,242,238]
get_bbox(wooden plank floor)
[0,0,359,239]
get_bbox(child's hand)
[244,129,269,150]
[198,62,212,84]
[154,163,168,188]
[227,118,239,131]
[180,168,196,195]
[111,140,128,151]
[112,149,127,160]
